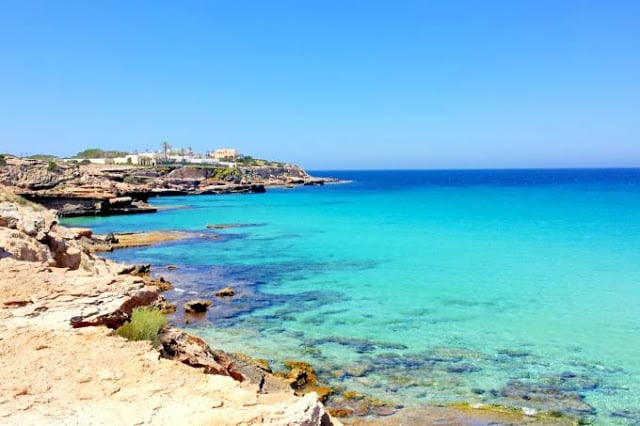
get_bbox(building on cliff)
[210,148,239,161]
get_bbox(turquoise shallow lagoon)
[65,169,640,423]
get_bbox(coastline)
[1,180,590,425]
[82,230,584,425]
[0,186,336,425]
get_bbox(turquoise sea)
[65,169,640,424]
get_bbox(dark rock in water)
[167,264,177,270]
[281,360,318,388]
[497,348,531,358]
[611,409,639,420]
[309,335,408,353]
[471,387,486,395]
[206,223,249,229]
[499,379,596,415]
[215,286,235,297]
[119,263,151,276]
[141,275,173,291]
[104,232,119,244]
[326,408,354,418]
[545,372,600,392]
[369,404,400,416]
[299,385,334,403]
[343,364,372,378]
[152,296,177,314]
[183,299,212,313]
[446,363,480,374]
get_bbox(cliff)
[0,185,336,425]
[0,158,337,216]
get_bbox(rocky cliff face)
[0,158,157,216]
[0,159,80,190]
[0,184,336,425]
[0,188,84,269]
[0,158,338,217]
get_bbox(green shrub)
[47,160,57,171]
[0,154,5,166]
[116,307,167,344]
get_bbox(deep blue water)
[65,169,640,424]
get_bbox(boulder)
[183,299,212,313]
[223,352,291,394]
[215,286,235,297]
[152,296,177,314]
[159,328,245,381]
[0,228,54,264]
[47,231,82,270]
[0,200,56,241]
[67,227,93,239]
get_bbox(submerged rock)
[446,363,480,374]
[499,379,596,415]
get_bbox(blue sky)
[0,1,638,169]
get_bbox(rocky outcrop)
[0,228,54,264]
[0,158,156,216]
[0,158,79,190]
[184,299,212,313]
[159,329,245,380]
[239,164,338,186]
[0,189,89,270]
[0,184,338,425]
[0,157,337,217]
[215,286,235,297]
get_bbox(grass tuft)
[116,306,167,345]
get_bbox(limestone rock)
[0,200,56,241]
[159,329,245,381]
[46,231,82,270]
[184,299,212,313]
[0,228,53,264]
[215,286,235,297]
[152,295,177,314]
[224,352,292,394]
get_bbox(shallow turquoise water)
[65,169,640,423]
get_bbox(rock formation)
[0,157,338,217]
[0,184,338,425]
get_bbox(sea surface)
[65,169,640,424]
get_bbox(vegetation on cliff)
[116,306,167,345]
[75,148,129,158]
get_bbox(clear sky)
[0,1,638,169]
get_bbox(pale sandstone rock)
[0,188,337,425]
[0,228,54,264]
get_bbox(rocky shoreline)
[0,184,584,425]
[0,185,338,425]
[0,158,340,217]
